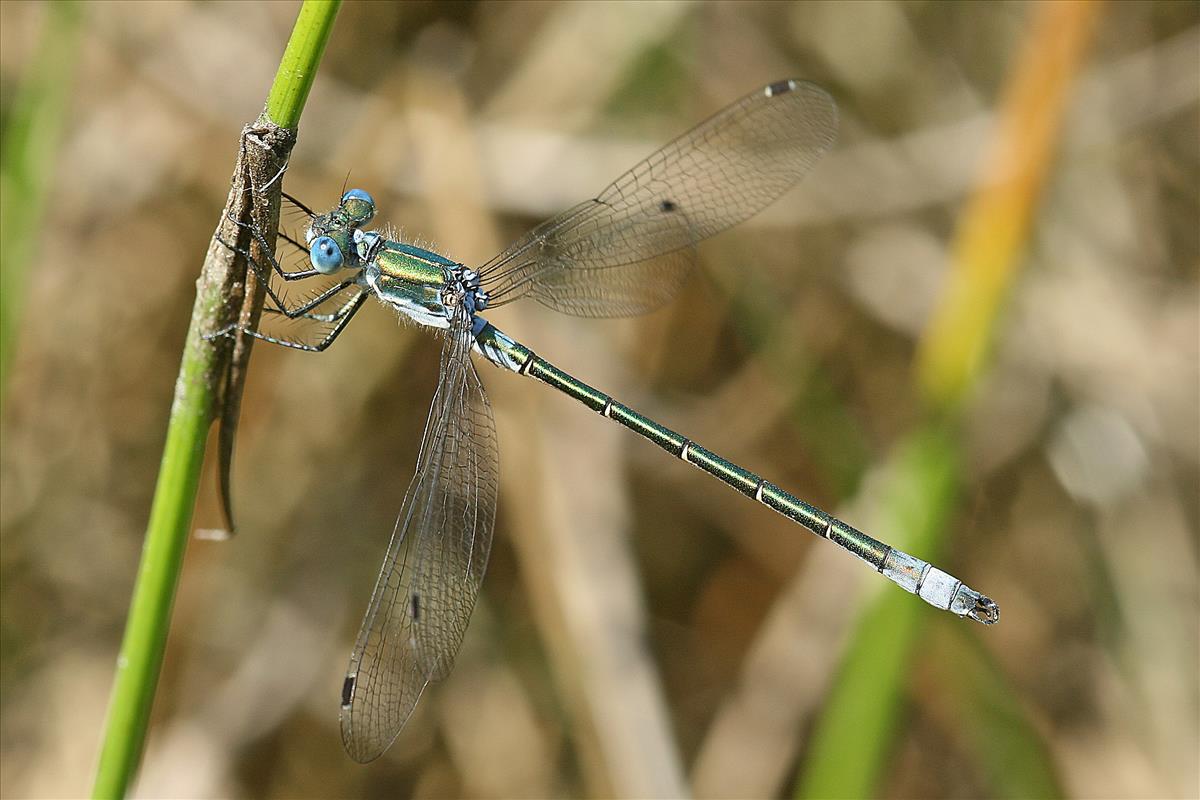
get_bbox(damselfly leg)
[208,211,368,351]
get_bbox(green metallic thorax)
[374,241,453,287]
[369,240,458,328]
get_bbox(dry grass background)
[1,1,1197,798]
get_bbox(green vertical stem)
[91,3,340,798]
[265,0,341,129]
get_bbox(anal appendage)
[882,548,999,624]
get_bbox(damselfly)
[214,79,998,763]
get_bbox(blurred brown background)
[1,1,1196,798]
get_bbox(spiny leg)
[216,225,358,320]
[209,290,368,352]
[224,211,320,282]
[214,181,322,316]
[221,151,315,284]
[260,277,359,321]
[214,225,355,321]
[281,190,316,216]
[213,229,306,317]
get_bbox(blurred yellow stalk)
[918,0,1103,411]
[799,3,1102,798]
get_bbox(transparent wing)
[339,307,499,763]
[478,80,837,316]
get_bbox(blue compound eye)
[341,188,376,224]
[341,188,374,206]
[310,236,344,274]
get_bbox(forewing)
[523,240,696,318]
[339,310,499,763]
[479,80,837,315]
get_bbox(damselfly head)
[303,189,379,273]
[305,189,377,241]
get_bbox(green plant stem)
[91,3,340,798]
[90,306,220,800]
[265,0,341,129]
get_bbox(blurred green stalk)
[929,621,1063,799]
[796,2,1101,798]
[0,0,83,401]
[91,3,339,798]
[797,425,960,799]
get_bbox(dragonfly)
[213,79,999,763]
